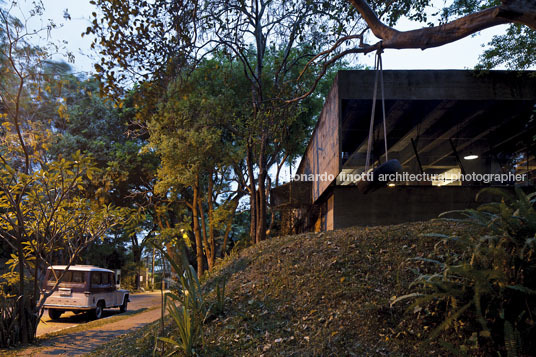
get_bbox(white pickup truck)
[42,265,130,320]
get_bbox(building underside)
[272,70,536,233]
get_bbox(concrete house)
[272,70,536,233]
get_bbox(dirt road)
[14,291,164,356]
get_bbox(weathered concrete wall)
[332,185,489,229]
[294,70,536,207]
[297,79,340,202]
[327,195,334,231]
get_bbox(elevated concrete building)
[272,70,536,232]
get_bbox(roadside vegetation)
[89,188,536,356]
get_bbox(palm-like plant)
[393,187,536,355]
[159,264,206,356]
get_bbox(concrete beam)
[337,70,536,101]
[389,100,457,153]
[399,107,490,166]
[343,100,410,167]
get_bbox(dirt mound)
[202,219,465,356]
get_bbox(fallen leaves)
[194,219,469,356]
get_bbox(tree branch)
[348,0,536,51]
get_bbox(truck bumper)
[44,304,93,310]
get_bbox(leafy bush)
[159,264,206,356]
[393,187,536,355]
[0,273,38,347]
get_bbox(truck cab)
[42,265,130,320]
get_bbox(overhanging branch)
[348,0,536,50]
[290,0,535,102]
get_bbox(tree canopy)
[83,0,536,253]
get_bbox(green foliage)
[431,0,534,71]
[230,233,253,255]
[394,187,536,355]
[156,247,206,356]
[160,266,206,356]
[155,244,228,356]
[0,293,36,347]
[48,75,163,285]
[0,2,127,346]
[148,63,237,193]
[213,278,226,317]
[441,0,501,18]
[477,24,536,71]
[86,0,358,95]
[371,0,433,25]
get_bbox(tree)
[147,58,247,275]
[86,0,535,250]
[49,75,162,290]
[0,3,122,345]
[88,0,355,245]
[351,0,535,50]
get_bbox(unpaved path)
[15,291,164,356]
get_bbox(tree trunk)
[246,144,257,243]
[136,265,141,291]
[17,240,28,344]
[268,153,288,236]
[151,248,155,291]
[221,198,239,257]
[348,0,536,51]
[198,199,213,271]
[192,179,204,277]
[207,173,215,269]
[256,139,268,243]
[266,174,274,236]
[256,176,267,243]
[131,240,142,291]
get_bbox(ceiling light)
[464,154,478,160]
[387,183,395,187]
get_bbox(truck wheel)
[48,309,63,320]
[120,296,128,313]
[90,301,105,320]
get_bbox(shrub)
[0,273,38,347]
[393,187,536,355]
[154,246,229,356]
[159,264,206,356]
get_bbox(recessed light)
[387,183,395,187]
[464,154,478,160]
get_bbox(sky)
[17,0,511,74]
[17,0,97,76]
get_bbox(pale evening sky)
[18,0,511,75]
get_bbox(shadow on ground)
[44,307,148,324]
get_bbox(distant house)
[272,70,536,233]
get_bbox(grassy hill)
[93,219,471,356]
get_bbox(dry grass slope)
[200,219,466,356]
[92,219,470,356]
